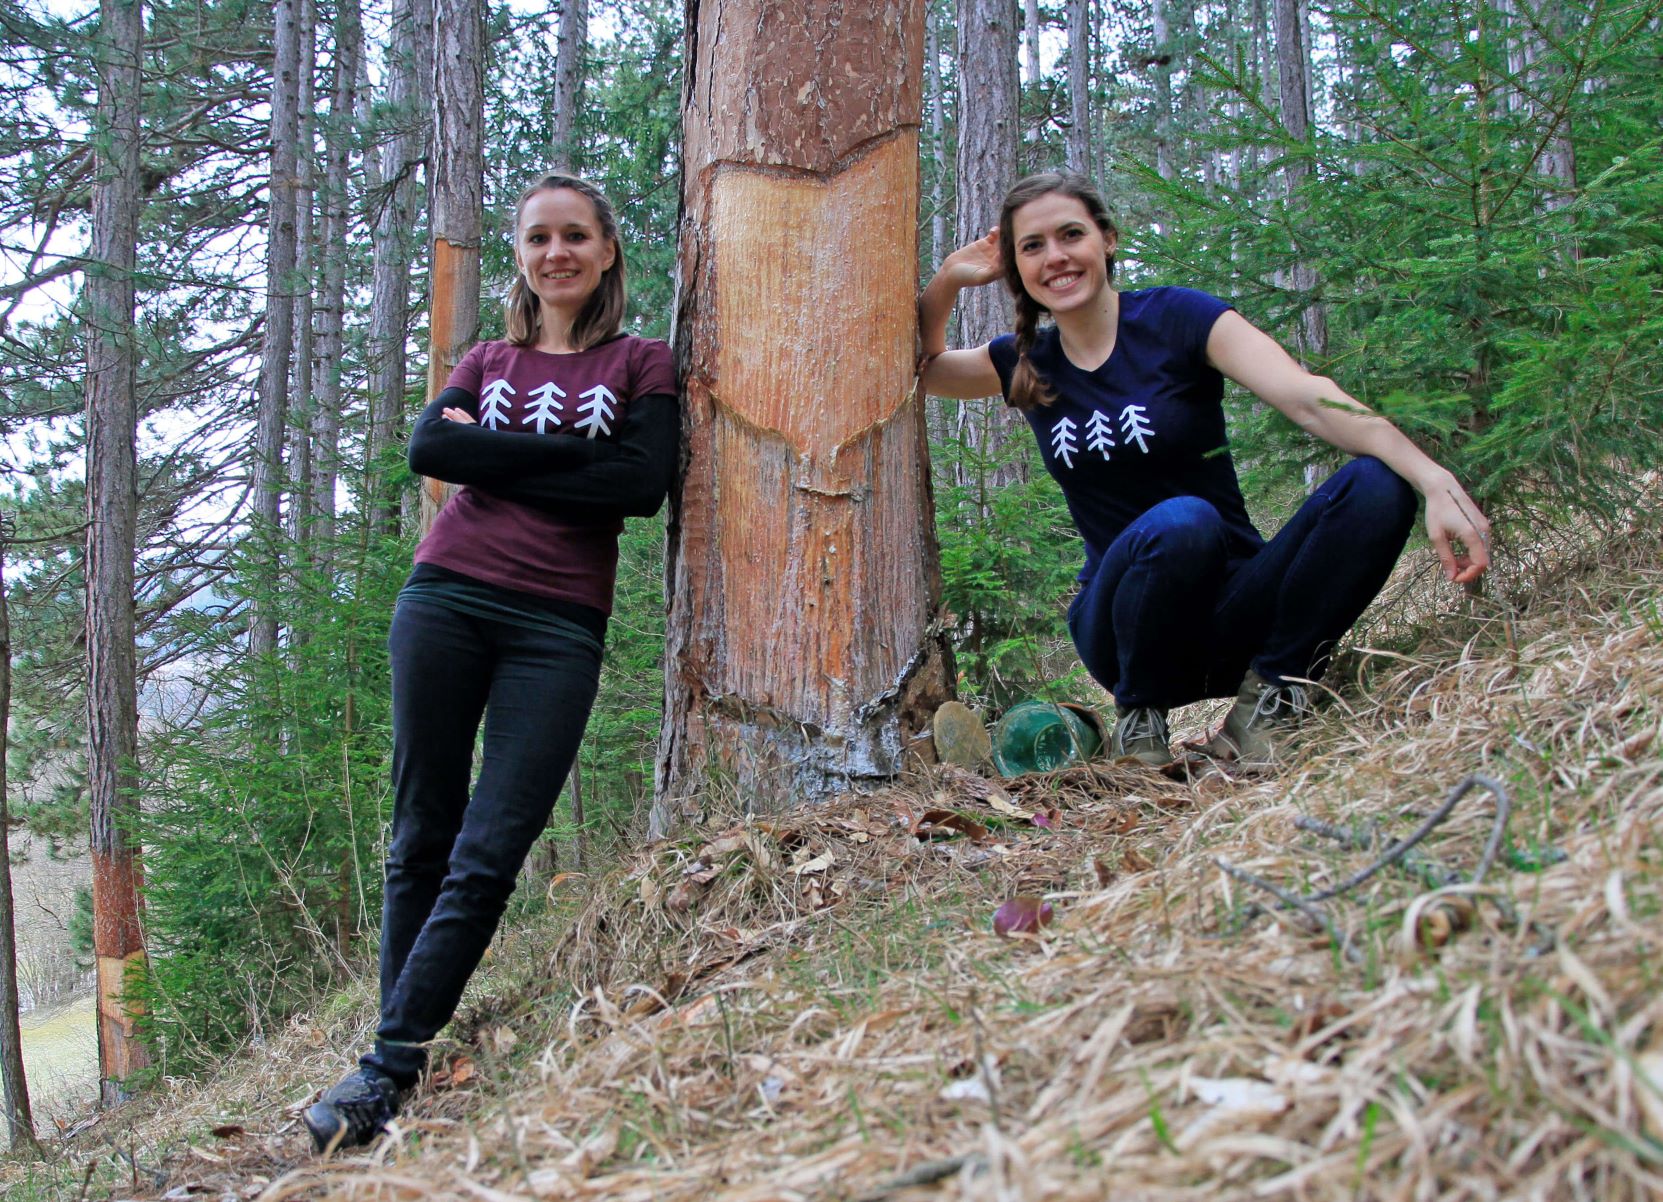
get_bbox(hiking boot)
[1213,669,1311,766]
[1111,705,1173,768]
[304,1067,401,1154]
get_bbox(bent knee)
[1137,496,1228,558]
[1338,458,1416,534]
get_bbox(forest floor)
[7,521,1663,1200]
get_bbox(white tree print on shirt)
[1049,415,1078,468]
[522,380,566,433]
[1120,403,1155,453]
[1084,409,1116,460]
[479,378,515,429]
[575,384,618,438]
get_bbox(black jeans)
[362,598,601,1088]
[1067,457,1417,709]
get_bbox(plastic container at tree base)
[990,701,1104,777]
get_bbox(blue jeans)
[362,599,601,1088]
[1067,457,1416,709]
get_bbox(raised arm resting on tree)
[407,387,679,518]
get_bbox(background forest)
[0,0,1659,1116]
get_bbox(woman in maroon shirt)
[305,175,677,1152]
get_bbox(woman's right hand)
[939,229,1002,291]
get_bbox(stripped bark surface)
[421,0,484,530]
[657,0,952,826]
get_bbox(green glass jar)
[991,701,1103,777]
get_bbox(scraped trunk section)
[654,0,952,830]
[421,0,484,531]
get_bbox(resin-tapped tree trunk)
[420,0,484,531]
[0,521,37,1148]
[84,0,150,1102]
[653,0,953,832]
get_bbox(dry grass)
[13,524,1663,1201]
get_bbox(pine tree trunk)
[421,0,484,532]
[0,523,37,1149]
[310,0,362,573]
[1065,0,1091,174]
[289,0,319,549]
[924,1,950,450]
[85,0,150,1103]
[954,0,1025,489]
[1150,0,1174,181]
[366,0,432,534]
[252,0,303,654]
[551,0,587,171]
[1273,0,1326,360]
[653,0,953,832]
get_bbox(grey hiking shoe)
[1111,705,1173,768]
[1213,669,1311,765]
[304,1067,401,1153]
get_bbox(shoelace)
[1250,682,1309,725]
[1117,707,1167,744]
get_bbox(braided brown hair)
[998,172,1119,411]
[504,174,628,351]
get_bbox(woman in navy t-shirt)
[920,172,1488,768]
[304,175,678,1152]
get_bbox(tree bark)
[1065,0,1091,174]
[252,0,303,655]
[365,0,432,534]
[1150,0,1174,180]
[84,0,151,1103]
[550,0,587,171]
[0,521,37,1149]
[310,0,362,572]
[1273,0,1326,360]
[289,0,319,549]
[421,0,484,532]
[953,0,1024,488]
[654,0,953,831]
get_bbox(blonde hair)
[504,174,627,350]
[997,172,1119,411]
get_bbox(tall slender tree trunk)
[252,0,303,655]
[954,0,1024,489]
[289,0,319,549]
[550,0,587,172]
[0,521,37,1149]
[421,0,485,532]
[1065,0,1091,174]
[310,0,362,574]
[1273,0,1326,360]
[654,0,953,832]
[1150,0,1174,181]
[84,0,150,1103]
[365,0,432,534]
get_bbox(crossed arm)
[407,387,679,519]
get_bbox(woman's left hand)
[442,407,476,425]
[1425,481,1490,584]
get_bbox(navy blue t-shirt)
[988,286,1264,581]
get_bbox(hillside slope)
[13,526,1663,1200]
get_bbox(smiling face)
[1005,191,1117,315]
[513,186,618,322]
